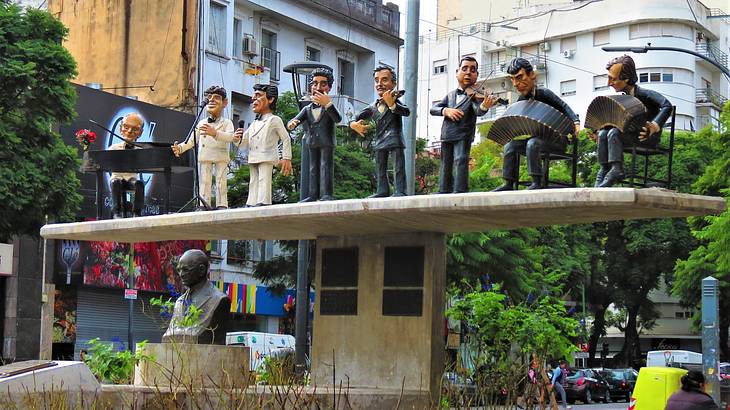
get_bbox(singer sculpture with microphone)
[234,84,292,206]
[172,85,235,210]
[350,65,410,197]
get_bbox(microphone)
[237,120,245,129]
[199,100,208,108]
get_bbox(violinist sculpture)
[492,58,580,191]
[350,65,410,197]
[430,56,498,194]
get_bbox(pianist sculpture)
[106,112,145,218]
[172,85,235,210]
[234,84,292,207]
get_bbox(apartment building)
[418,0,729,148]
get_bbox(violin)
[465,84,509,106]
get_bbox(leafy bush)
[83,338,152,384]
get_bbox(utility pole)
[701,276,720,405]
[403,0,419,195]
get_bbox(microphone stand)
[177,102,211,212]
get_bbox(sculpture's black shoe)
[598,168,624,188]
[319,195,334,201]
[527,183,541,190]
[594,167,609,187]
[215,206,228,210]
[368,192,389,198]
[299,197,316,203]
[491,183,514,192]
[391,192,407,197]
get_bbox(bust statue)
[162,249,231,344]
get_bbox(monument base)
[134,343,250,388]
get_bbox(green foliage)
[256,354,296,385]
[83,338,152,384]
[150,296,202,328]
[448,285,578,398]
[673,103,730,358]
[0,4,80,240]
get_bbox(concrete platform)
[40,188,726,242]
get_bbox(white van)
[226,331,295,371]
[646,349,702,367]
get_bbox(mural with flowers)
[80,240,206,291]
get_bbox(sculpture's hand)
[199,123,217,138]
[350,120,369,137]
[639,121,660,141]
[233,128,244,144]
[279,159,293,176]
[443,108,464,121]
[312,91,331,107]
[381,89,396,107]
[171,142,181,157]
[287,119,300,131]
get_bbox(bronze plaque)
[382,289,423,316]
[384,246,424,287]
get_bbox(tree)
[0,4,80,241]
[672,104,730,359]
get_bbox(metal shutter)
[75,287,165,359]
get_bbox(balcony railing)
[261,46,281,82]
[478,55,546,79]
[695,43,728,71]
[696,87,728,108]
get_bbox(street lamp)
[602,45,730,79]
[282,62,333,378]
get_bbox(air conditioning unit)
[541,42,551,52]
[242,35,258,56]
[562,49,575,58]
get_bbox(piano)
[83,142,193,218]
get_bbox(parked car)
[598,368,638,402]
[564,368,611,404]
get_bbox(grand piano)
[83,142,193,218]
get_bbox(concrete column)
[311,232,445,399]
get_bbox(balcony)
[696,87,728,108]
[478,55,546,80]
[261,47,281,82]
[695,43,728,72]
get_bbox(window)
[560,36,576,53]
[338,58,355,97]
[593,74,609,91]
[629,22,693,40]
[382,247,424,316]
[320,248,359,315]
[233,18,242,58]
[208,2,227,55]
[261,29,280,81]
[433,60,447,75]
[637,68,689,84]
[593,29,610,46]
[560,79,576,97]
[306,46,320,62]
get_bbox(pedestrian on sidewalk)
[549,360,571,410]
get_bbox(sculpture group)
[83,54,671,216]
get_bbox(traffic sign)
[124,288,138,300]
[573,352,589,358]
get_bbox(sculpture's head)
[120,113,144,142]
[203,85,228,118]
[456,56,478,89]
[606,54,637,93]
[252,83,278,114]
[177,249,209,288]
[373,65,396,98]
[310,68,333,96]
[507,57,536,97]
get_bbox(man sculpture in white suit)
[234,84,293,206]
[172,85,236,209]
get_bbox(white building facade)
[418,0,729,149]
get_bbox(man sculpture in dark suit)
[430,56,496,194]
[287,68,341,202]
[592,54,673,187]
[492,57,581,191]
[350,65,411,197]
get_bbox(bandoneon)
[486,100,574,146]
[584,95,647,135]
